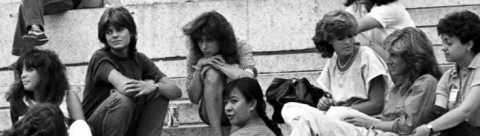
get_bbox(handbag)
[266,78,324,123]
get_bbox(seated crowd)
[3,1,480,136]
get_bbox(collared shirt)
[185,40,256,87]
[436,53,480,126]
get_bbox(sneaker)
[21,30,49,47]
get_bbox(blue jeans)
[12,0,80,56]
[87,91,169,136]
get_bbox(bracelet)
[426,124,434,134]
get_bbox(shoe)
[21,30,49,46]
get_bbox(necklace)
[337,49,355,69]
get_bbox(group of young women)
[2,0,480,136]
[283,6,480,136]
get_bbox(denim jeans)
[87,91,169,136]
[12,0,81,56]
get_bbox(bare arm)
[356,16,383,34]
[213,63,254,79]
[107,69,133,95]
[66,90,85,120]
[155,76,182,100]
[429,85,480,131]
[350,76,385,115]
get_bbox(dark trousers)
[429,105,480,136]
[86,91,169,136]
[12,0,81,56]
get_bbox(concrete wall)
[0,0,479,133]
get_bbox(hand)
[124,80,157,97]
[196,55,225,68]
[412,125,431,136]
[343,115,375,128]
[317,96,333,111]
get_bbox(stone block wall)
[0,0,479,134]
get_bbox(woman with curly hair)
[183,11,256,135]
[6,49,90,135]
[284,26,442,136]
[223,77,282,136]
[3,103,67,136]
[412,10,480,136]
[344,0,415,60]
[312,10,391,115]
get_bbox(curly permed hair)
[312,10,357,58]
[437,10,480,54]
[182,10,239,64]
[6,49,69,105]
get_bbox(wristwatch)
[426,124,434,134]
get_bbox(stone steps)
[0,0,479,133]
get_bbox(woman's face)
[197,35,220,57]
[440,35,471,63]
[105,25,132,53]
[21,65,40,91]
[386,48,407,76]
[224,88,255,128]
[331,35,356,57]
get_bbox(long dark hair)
[98,6,138,57]
[3,103,67,136]
[223,77,283,136]
[6,49,68,105]
[384,27,442,90]
[183,10,239,64]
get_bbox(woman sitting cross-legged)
[283,26,443,135]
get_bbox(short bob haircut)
[344,0,398,7]
[182,10,239,64]
[223,77,282,136]
[7,49,68,105]
[312,10,357,58]
[98,6,138,57]
[384,27,443,90]
[437,10,480,55]
[4,103,67,136]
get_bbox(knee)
[203,68,224,85]
[109,92,135,112]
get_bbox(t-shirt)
[81,50,166,119]
[346,1,415,60]
[436,53,480,127]
[317,46,392,105]
[365,1,415,47]
[9,96,69,123]
[381,74,437,135]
